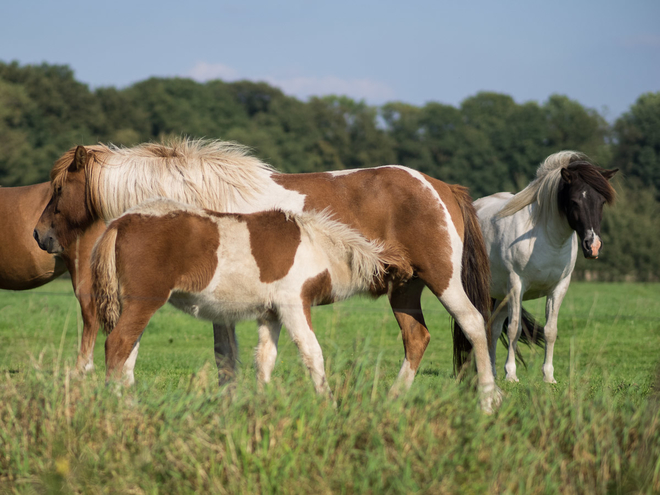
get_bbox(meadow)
[0,279,659,494]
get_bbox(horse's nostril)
[33,229,39,242]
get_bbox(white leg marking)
[439,277,501,413]
[122,337,142,387]
[255,317,282,386]
[278,305,331,397]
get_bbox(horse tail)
[449,184,492,376]
[91,226,120,335]
[498,306,546,348]
[519,308,546,347]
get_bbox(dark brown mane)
[567,161,616,204]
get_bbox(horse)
[0,183,105,372]
[33,138,501,410]
[91,198,412,392]
[473,151,617,383]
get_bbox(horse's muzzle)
[582,235,602,259]
[33,229,63,254]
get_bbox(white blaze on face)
[589,229,602,257]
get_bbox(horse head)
[558,164,617,259]
[34,146,95,254]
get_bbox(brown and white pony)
[92,198,411,394]
[0,183,105,372]
[34,139,501,409]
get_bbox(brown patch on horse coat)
[300,269,334,329]
[242,211,301,283]
[273,167,456,297]
[114,212,219,296]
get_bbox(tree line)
[0,61,658,280]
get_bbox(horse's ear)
[71,146,88,171]
[601,168,618,181]
[560,167,572,184]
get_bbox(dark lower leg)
[213,322,239,385]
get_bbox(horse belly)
[169,289,268,324]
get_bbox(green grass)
[1,280,659,493]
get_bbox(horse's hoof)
[479,383,503,414]
[505,375,519,383]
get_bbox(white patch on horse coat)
[326,169,362,177]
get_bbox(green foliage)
[613,92,660,196]
[0,61,658,279]
[0,280,659,493]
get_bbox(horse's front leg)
[62,223,106,375]
[278,304,332,398]
[504,280,523,382]
[543,277,571,383]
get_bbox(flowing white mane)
[497,150,588,224]
[66,138,276,221]
[293,209,391,290]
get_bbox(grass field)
[1,279,659,493]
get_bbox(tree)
[612,92,660,196]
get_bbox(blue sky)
[2,0,658,120]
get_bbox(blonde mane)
[51,137,276,220]
[292,209,409,290]
[497,151,589,223]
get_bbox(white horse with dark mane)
[474,151,617,383]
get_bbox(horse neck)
[535,202,575,248]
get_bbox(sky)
[1,0,658,121]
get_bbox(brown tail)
[90,227,121,334]
[449,184,492,376]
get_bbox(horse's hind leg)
[388,278,429,396]
[504,280,523,382]
[543,277,570,383]
[213,322,239,385]
[254,315,282,387]
[278,304,331,397]
[431,276,496,394]
[105,297,166,385]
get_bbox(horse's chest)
[517,244,575,298]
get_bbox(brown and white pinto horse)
[92,198,411,393]
[0,183,105,372]
[34,139,501,409]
